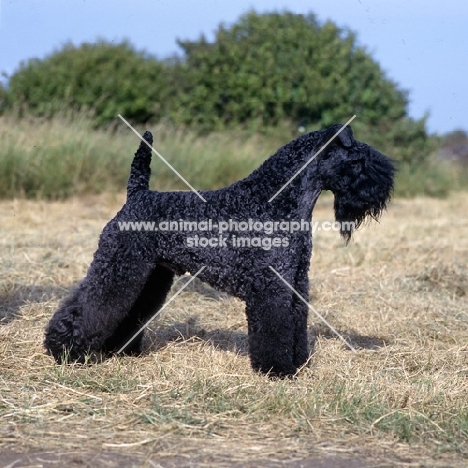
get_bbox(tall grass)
[394,159,468,198]
[0,114,128,198]
[0,113,466,199]
[0,114,283,199]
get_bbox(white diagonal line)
[117,266,206,354]
[118,114,207,202]
[268,266,357,353]
[268,115,357,203]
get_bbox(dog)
[45,125,395,377]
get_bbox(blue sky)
[0,0,466,134]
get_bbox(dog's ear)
[337,125,354,148]
[325,125,354,148]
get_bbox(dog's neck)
[232,144,323,219]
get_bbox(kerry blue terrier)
[45,125,395,377]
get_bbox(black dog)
[45,125,395,377]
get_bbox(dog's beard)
[334,191,390,244]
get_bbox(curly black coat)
[45,125,395,377]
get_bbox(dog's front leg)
[245,292,297,378]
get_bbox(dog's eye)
[321,150,332,161]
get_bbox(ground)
[1,192,467,467]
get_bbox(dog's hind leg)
[104,264,175,354]
[45,238,160,362]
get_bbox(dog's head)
[317,125,396,242]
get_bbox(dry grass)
[1,193,468,466]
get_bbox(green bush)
[2,10,439,174]
[170,11,433,166]
[6,40,170,126]
[172,11,409,131]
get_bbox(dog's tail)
[127,131,154,198]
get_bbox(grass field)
[1,191,467,466]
